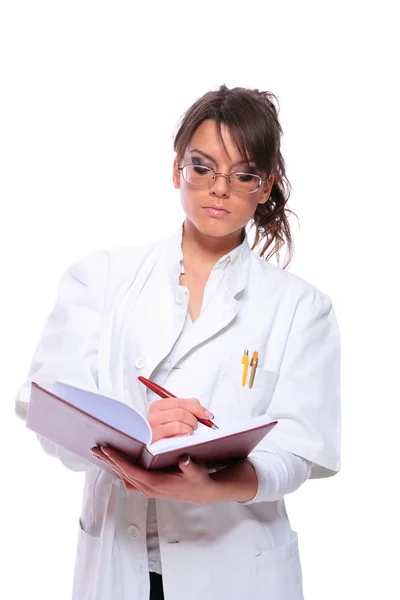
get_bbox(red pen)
[138,376,219,430]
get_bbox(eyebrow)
[189,148,255,169]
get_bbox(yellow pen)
[249,351,259,389]
[241,349,249,387]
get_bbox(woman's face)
[172,119,274,243]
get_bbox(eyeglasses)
[177,164,269,194]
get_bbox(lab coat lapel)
[122,227,251,384]
[140,264,187,377]
[172,291,239,364]
[127,226,188,380]
[172,245,250,364]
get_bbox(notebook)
[26,381,278,473]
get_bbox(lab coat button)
[135,356,146,369]
[128,525,140,539]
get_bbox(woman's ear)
[258,175,275,205]
[172,158,180,189]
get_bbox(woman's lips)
[203,207,230,218]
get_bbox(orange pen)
[249,351,259,389]
[138,376,219,430]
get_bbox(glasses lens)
[230,173,261,193]
[183,165,214,186]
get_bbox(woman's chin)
[185,215,243,240]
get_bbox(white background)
[1,1,399,598]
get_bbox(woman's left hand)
[91,446,222,504]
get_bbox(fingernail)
[205,410,214,418]
[184,457,191,466]
[91,451,103,460]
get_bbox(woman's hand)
[91,446,220,503]
[147,397,214,443]
[91,446,258,504]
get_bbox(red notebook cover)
[26,382,278,473]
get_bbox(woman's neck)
[181,219,244,268]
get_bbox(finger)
[178,455,208,480]
[148,407,198,430]
[91,446,115,465]
[91,447,129,480]
[148,397,200,412]
[93,448,138,482]
[100,446,135,469]
[152,421,194,441]
[94,446,127,471]
[92,449,124,472]
[92,447,148,489]
[100,447,156,484]
[180,399,214,421]
[119,474,141,492]
[149,398,212,421]
[91,446,103,460]
[114,469,158,497]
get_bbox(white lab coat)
[16,227,341,600]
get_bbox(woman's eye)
[237,173,254,182]
[193,166,210,175]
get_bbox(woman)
[16,85,341,600]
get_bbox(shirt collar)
[164,223,251,295]
[211,238,243,271]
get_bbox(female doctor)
[16,85,341,600]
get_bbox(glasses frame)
[177,164,270,194]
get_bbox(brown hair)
[173,85,296,268]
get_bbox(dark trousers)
[150,572,164,600]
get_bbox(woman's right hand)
[147,397,214,443]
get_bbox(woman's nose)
[209,173,230,197]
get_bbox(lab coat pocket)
[253,533,303,600]
[217,362,279,418]
[72,520,101,600]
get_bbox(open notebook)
[26,381,278,472]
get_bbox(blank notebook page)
[52,381,151,443]
[148,413,272,454]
